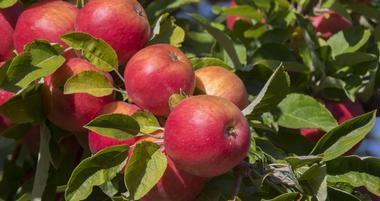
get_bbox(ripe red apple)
[300,99,364,154]
[42,57,114,133]
[124,44,195,116]
[0,14,14,61]
[164,95,250,177]
[13,0,78,52]
[75,0,151,63]
[88,101,141,153]
[195,66,248,110]
[140,156,207,201]
[310,10,352,40]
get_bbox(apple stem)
[113,88,127,95]
[113,69,125,83]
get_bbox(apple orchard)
[1,0,380,201]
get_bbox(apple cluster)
[0,0,252,200]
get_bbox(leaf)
[0,0,17,8]
[146,0,199,21]
[277,93,338,132]
[64,71,114,97]
[84,114,140,140]
[285,155,323,169]
[0,84,44,124]
[65,145,129,201]
[311,111,376,161]
[332,52,377,67]
[168,93,186,110]
[190,57,232,70]
[328,186,361,201]
[328,172,380,196]
[327,27,371,57]
[327,156,380,177]
[261,192,299,201]
[124,141,167,200]
[0,123,32,142]
[149,13,185,47]
[61,32,118,71]
[31,123,51,200]
[217,5,264,21]
[132,111,161,134]
[242,66,290,117]
[190,13,243,69]
[299,164,327,201]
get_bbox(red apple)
[310,10,352,40]
[140,156,207,201]
[42,57,114,133]
[0,14,14,61]
[164,95,250,177]
[124,44,195,116]
[88,101,140,153]
[300,99,364,154]
[75,0,151,63]
[13,0,78,52]
[195,66,248,110]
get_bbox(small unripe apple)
[124,44,195,116]
[75,0,150,63]
[88,101,140,153]
[140,156,207,201]
[42,57,114,133]
[164,95,250,177]
[13,0,78,52]
[0,14,14,61]
[300,99,364,154]
[195,66,248,110]
[310,10,352,40]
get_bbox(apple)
[42,57,114,133]
[195,66,248,110]
[13,0,78,52]
[164,95,250,177]
[0,14,14,61]
[300,99,364,154]
[88,101,140,153]
[140,155,207,201]
[124,44,195,116]
[75,0,151,63]
[310,10,352,40]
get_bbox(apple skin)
[42,57,114,133]
[13,0,78,52]
[75,0,150,63]
[0,14,14,61]
[310,10,352,40]
[164,95,250,177]
[124,44,195,116]
[140,156,207,201]
[300,99,364,154]
[88,101,140,153]
[195,66,249,110]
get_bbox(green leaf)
[124,141,167,200]
[0,84,44,124]
[285,155,323,169]
[328,186,361,201]
[64,71,114,97]
[261,192,299,201]
[65,145,129,201]
[217,5,264,21]
[332,52,377,67]
[61,32,118,71]
[190,13,243,69]
[190,57,232,70]
[328,172,380,196]
[327,156,380,177]
[84,114,140,141]
[132,111,161,134]
[242,66,290,117]
[0,0,17,8]
[146,0,199,21]
[327,27,371,57]
[149,13,185,47]
[311,111,376,161]
[168,93,187,110]
[277,93,338,132]
[299,164,327,201]
[31,123,51,200]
